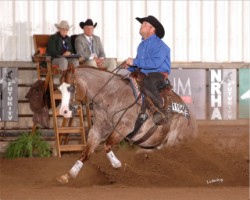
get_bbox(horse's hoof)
[56,173,70,184]
[111,160,122,168]
[107,151,122,168]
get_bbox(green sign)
[239,69,250,118]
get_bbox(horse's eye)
[67,85,75,93]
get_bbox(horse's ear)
[60,71,66,83]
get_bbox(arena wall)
[0,61,249,155]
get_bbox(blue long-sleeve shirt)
[129,34,171,74]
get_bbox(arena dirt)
[0,124,249,200]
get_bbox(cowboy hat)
[136,15,165,39]
[79,19,97,29]
[55,20,73,29]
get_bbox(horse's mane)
[74,66,136,114]
[77,66,122,75]
[76,66,129,85]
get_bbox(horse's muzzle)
[59,105,73,118]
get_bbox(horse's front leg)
[104,132,123,168]
[57,129,101,183]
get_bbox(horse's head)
[58,67,86,118]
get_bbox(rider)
[120,15,171,109]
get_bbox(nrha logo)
[210,70,222,120]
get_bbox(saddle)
[125,72,189,146]
[127,71,145,103]
[129,71,190,125]
[125,71,190,147]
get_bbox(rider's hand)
[125,58,133,66]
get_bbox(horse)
[57,66,197,183]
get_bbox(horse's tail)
[165,111,198,146]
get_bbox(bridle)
[63,75,81,117]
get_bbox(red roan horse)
[57,66,197,183]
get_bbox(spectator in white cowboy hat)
[75,19,116,71]
[47,20,79,71]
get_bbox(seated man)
[75,19,116,72]
[47,20,79,71]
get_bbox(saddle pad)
[162,89,190,118]
[128,76,143,103]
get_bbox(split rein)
[62,63,158,146]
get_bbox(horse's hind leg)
[104,132,123,168]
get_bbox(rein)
[69,61,127,111]
[90,62,145,137]
[66,61,139,120]
[91,61,126,102]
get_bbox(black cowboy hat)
[79,19,97,29]
[136,15,165,39]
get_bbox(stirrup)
[152,112,166,125]
[146,96,166,125]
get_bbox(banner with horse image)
[239,68,250,118]
[209,69,237,120]
[0,67,18,121]
[169,69,206,120]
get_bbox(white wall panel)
[160,1,174,62]
[243,0,250,61]
[229,1,243,61]
[131,1,145,57]
[44,1,58,33]
[117,1,131,60]
[87,0,103,37]
[174,1,188,61]
[58,1,73,23]
[187,1,201,61]
[146,0,160,17]
[30,1,44,33]
[201,1,215,61]
[15,1,30,60]
[0,1,14,60]
[215,1,229,61]
[73,1,88,34]
[0,0,249,62]
[103,1,117,58]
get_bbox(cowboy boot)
[143,72,165,108]
[146,96,166,125]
